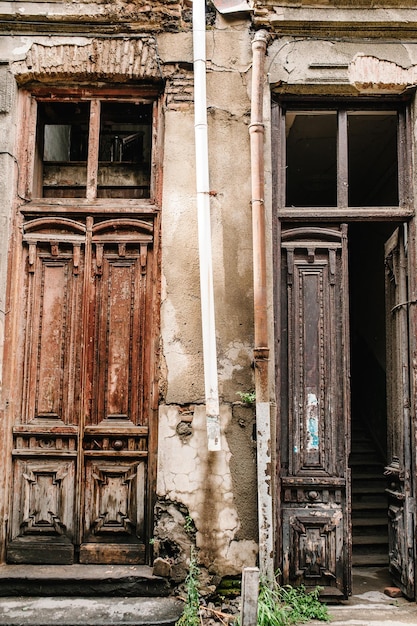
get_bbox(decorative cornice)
[253,7,417,38]
[11,38,163,83]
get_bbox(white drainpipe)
[193,0,221,451]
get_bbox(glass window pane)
[97,102,152,199]
[286,111,337,207]
[38,101,90,198]
[348,112,398,207]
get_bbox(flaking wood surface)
[278,224,351,598]
[7,215,155,565]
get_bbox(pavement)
[308,568,417,626]
[0,567,416,625]
[0,596,183,625]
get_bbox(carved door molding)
[278,224,351,599]
[5,214,156,564]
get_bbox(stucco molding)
[11,38,163,83]
[253,8,417,38]
[349,53,417,94]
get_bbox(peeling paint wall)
[156,405,258,579]
[157,26,259,578]
[1,0,417,584]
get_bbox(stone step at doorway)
[0,564,170,597]
[0,596,183,626]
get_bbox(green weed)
[236,391,256,405]
[184,514,196,535]
[236,576,330,626]
[175,550,200,626]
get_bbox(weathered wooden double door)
[6,213,155,565]
[278,222,416,599]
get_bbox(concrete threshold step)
[0,565,170,597]
[0,596,183,626]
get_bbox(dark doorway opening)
[349,221,399,566]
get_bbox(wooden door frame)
[0,86,163,565]
[404,217,417,600]
[272,96,416,598]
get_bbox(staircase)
[350,420,389,566]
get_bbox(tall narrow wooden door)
[384,225,415,599]
[278,224,351,599]
[7,215,155,565]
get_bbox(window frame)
[19,86,162,212]
[273,98,413,221]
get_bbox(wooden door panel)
[79,219,153,563]
[279,225,350,599]
[8,458,76,564]
[23,240,84,425]
[7,216,154,565]
[384,227,415,599]
[80,459,146,564]
[90,249,145,424]
[8,221,85,564]
[283,506,345,589]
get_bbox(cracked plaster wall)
[267,37,417,93]
[156,404,258,578]
[160,29,254,404]
[157,28,259,576]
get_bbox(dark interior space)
[349,221,400,566]
[285,111,398,207]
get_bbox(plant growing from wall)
[184,514,196,536]
[236,391,256,405]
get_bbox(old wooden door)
[384,225,416,599]
[278,224,351,599]
[6,214,155,564]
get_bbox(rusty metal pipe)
[249,30,274,578]
[250,31,270,403]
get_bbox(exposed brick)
[384,587,403,598]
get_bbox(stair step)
[351,472,384,479]
[352,553,388,566]
[352,535,388,545]
[352,501,387,510]
[353,485,385,495]
[0,596,183,626]
[349,458,384,467]
[0,565,170,597]
[352,517,387,527]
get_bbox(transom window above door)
[33,96,153,200]
[275,103,412,218]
